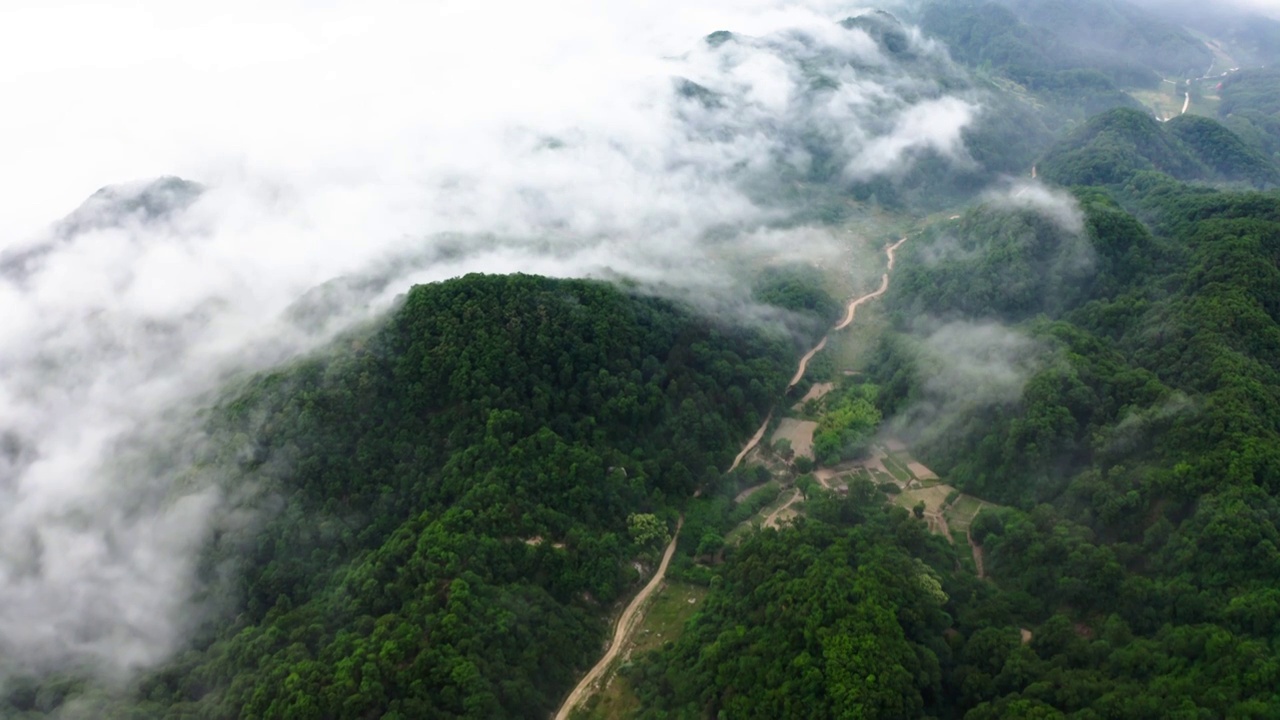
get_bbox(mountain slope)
[4,273,802,719]
[1039,107,1279,187]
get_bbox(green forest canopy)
[3,274,806,719]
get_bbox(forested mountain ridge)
[1218,68,1280,163]
[9,3,1280,719]
[919,1,1150,125]
[866,171,1280,714]
[1039,107,1280,187]
[2,274,807,718]
[623,168,1280,719]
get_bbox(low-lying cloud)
[0,0,994,684]
[887,320,1047,444]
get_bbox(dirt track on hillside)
[554,518,683,720]
[555,238,911,717]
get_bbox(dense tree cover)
[995,0,1212,78]
[855,167,1280,713]
[632,482,1280,720]
[1165,114,1280,187]
[812,383,883,467]
[889,203,1100,324]
[1038,107,1280,187]
[3,274,803,719]
[630,488,957,719]
[919,1,1149,123]
[752,263,843,330]
[1219,68,1280,162]
[627,159,1280,720]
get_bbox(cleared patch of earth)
[906,462,938,481]
[763,489,803,529]
[771,418,818,460]
[793,382,835,410]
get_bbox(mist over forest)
[3,0,1280,718]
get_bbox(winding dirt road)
[727,238,908,473]
[553,238,910,718]
[728,412,772,474]
[835,237,906,330]
[788,336,829,386]
[554,518,683,720]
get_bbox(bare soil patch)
[772,418,818,460]
[906,461,938,481]
[764,490,802,529]
[794,382,835,410]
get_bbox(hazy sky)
[0,0,874,242]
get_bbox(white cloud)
[844,96,977,178]
[0,0,987,682]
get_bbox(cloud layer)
[0,0,987,682]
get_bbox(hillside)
[1,274,803,718]
[623,163,1280,718]
[919,1,1150,124]
[11,3,1280,719]
[1219,68,1280,161]
[1038,107,1280,187]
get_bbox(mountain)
[0,273,804,718]
[629,161,1280,720]
[995,0,1212,78]
[1038,106,1280,187]
[0,176,203,282]
[1219,68,1280,161]
[919,1,1150,122]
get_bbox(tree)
[628,513,669,549]
[797,474,818,500]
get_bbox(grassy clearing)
[1131,87,1186,120]
[946,495,990,534]
[579,581,708,720]
[892,485,955,514]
